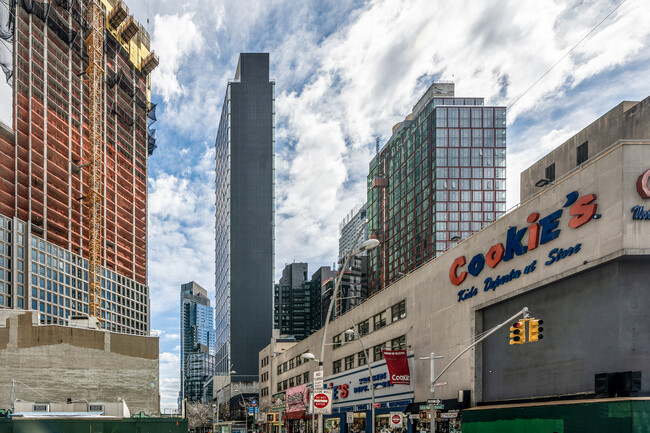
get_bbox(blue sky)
[125,0,650,410]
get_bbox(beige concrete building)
[260,96,650,433]
[0,310,160,415]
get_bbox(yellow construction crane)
[85,0,104,322]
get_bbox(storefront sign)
[389,412,403,428]
[324,355,415,407]
[450,191,599,287]
[636,168,650,199]
[346,412,354,424]
[452,191,601,303]
[382,350,410,385]
[440,412,457,419]
[287,384,310,413]
[313,390,333,415]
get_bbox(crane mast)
[86,0,104,321]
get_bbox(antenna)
[375,137,379,154]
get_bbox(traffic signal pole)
[427,307,530,432]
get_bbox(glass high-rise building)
[180,281,215,404]
[367,82,506,293]
[214,53,274,384]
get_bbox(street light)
[344,326,377,433]
[318,221,379,433]
[301,353,319,433]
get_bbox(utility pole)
[423,307,530,433]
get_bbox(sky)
[123,0,650,410]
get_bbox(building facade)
[0,0,157,334]
[180,281,215,404]
[274,263,312,340]
[338,204,367,262]
[308,266,336,332]
[260,97,650,432]
[0,309,160,415]
[214,53,274,387]
[367,82,506,293]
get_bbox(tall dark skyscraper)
[214,54,274,390]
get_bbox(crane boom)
[86,0,104,321]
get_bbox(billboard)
[0,0,13,128]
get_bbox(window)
[333,334,341,349]
[391,300,406,322]
[545,163,555,182]
[577,141,588,165]
[283,380,288,390]
[282,362,288,372]
[358,350,368,366]
[373,344,385,362]
[358,320,370,336]
[373,311,386,330]
[277,365,282,375]
[296,375,302,385]
[277,383,282,392]
[333,359,342,374]
[289,358,295,369]
[304,372,309,384]
[391,335,407,350]
[289,378,294,387]
[345,355,355,370]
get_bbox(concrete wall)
[520,96,650,201]
[0,311,159,414]
[480,256,650,402]
[262,140,650,407]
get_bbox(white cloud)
[146,0,650,410]
[151,12,205,103]
[159,351,181,410]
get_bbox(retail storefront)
[285,385,314,433]
[322,354,415,433]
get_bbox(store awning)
[283,411,308,420]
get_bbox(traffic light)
[528,318,544,342]
[509,319,526,345]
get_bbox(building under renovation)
[0,0,158,334]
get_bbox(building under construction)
[0,0,158,334]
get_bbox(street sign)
[313,390,333,415]
[346,412,354,424]
[440,412,457,419]
[251,399,258,407]
[313,371,323,380]
[433,404,444,410]
[248,407,254,415]
[426,399,441,404]
[314,379,324,390]
[434,382,447,387]
[419,405,430,410]
[389,412,403,428]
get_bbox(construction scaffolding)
[0,0,158,333]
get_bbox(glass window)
[333,334,342,349]
[358,350,368,366]
[333,359,342,374]
[373,311,386,330]
[391,300,406,322]
[345,355,355,370]
[358,319,370,336]
[391,335,407,350]
[373,344,385,362]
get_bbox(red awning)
[283,411,308,420]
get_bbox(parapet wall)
[0,310,159,415]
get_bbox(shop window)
[373,311,386,331]
[333,359,342,374]
[391,300,406,322]
[345,355,355,371]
